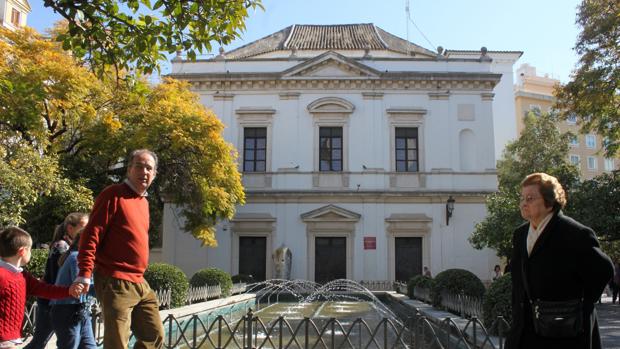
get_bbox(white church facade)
[162,24,522,283]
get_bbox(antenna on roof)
[405,0,436,49]
[405,0,410,42]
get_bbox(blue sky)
[28,0,582,82]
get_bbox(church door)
[315,237,346,283]
[395,237,422,282]
[239,236,266,281]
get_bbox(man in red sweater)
[74,149,164,348]
[0,227,81,348]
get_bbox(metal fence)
[439,291,484,319]
[23,282,510,349]
[160,309,415,349]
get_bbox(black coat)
[506,211,613,349]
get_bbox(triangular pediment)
[283,51,380,79]
[301,204,361,222]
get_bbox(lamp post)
[446,196,455,226]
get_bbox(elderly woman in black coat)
[506,173,613,349]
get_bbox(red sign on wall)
[363,236,376,250]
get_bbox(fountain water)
[169,279,412,348]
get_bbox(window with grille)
[243,127,266,172]
[395,127,419,172]
[319,127,343,171]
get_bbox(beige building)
[514,63,617,179]
[0,0,29,30]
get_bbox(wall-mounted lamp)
[446,196,455,226]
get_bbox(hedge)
[430,268,485,306]
[144,263,189,308]
[407,275,433,298]
[190,268,233,297]
[231,274,255,284]
[25,249,49,279]
[483,273,512,331]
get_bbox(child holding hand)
[0,227,81,349]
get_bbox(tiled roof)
[285,24,386,50]
[225,24,436,59]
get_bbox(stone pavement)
[598,296,620,349]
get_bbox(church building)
[163,24,522,283]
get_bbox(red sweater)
[0,268,70,341]
[78,183,150,283]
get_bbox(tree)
[565,171,620,260]
[555,0,620,157]
[43,0,263,76]
[469,112,580,258]
[0,27,95,241]
[1,28,245,246]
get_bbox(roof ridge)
[283,24,296,49]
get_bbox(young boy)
[0,227,82,348]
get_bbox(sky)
[27,0,583,82]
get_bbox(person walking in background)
[0,227,81,349]
[25,213,88,349]
[492,264,503,281]
[423,266,432,277]
[50,231,97,349]
[73,149,164,349]
[506,173,613,349]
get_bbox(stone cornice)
[243,191,492,205]
[183,77,499,92]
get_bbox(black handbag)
[521,262,584,338]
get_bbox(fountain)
[174,279,413,348]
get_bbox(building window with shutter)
[604,158,614,172]
[587,156,597,170]
[395,127,419,172]
[243,127,267,172]
[319,127,342,171]
[569,155,580,167]
[11,9,21,26]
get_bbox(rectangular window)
[585,134,596,148]
[319,127,343,171]
[587,156,597,170]
[604,158,615,172]
[569,135,579,147]
[11,9,20,26]
[243,127,266,172]
[570,155,580,166]
[566,114,577,124]
[395,127,419,172]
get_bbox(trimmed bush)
[407,275,433,298]
[144,263,189,308]
[430,268,485,306]
[190,268,233,297]
[483,273,512,331]
[231,274,255,284]
[25,249,49,279]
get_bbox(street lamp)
[446,196,455,226]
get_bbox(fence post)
[245,309,254,349]
[472,317,478,347]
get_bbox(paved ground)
[598,296,620,349]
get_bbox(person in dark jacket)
[506,173,613,349]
